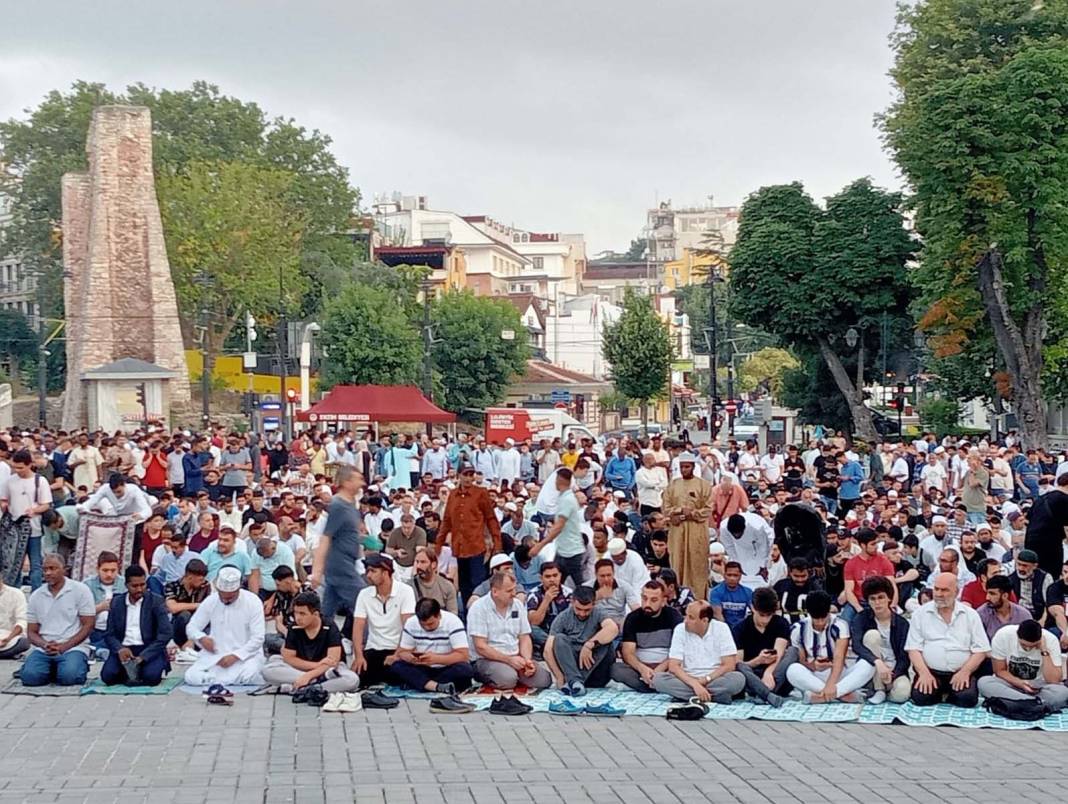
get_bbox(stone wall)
[61,105,190,429]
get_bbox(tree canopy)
[882,0,1068,447]
[602,287,674,429]
[728,179,914,440]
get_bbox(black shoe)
[429,695,475,714]
[489,695,531,716]
[361,691,400,710]
[304,685,330,707]
[436,682,456,697]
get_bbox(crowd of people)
[1,423,1067,717]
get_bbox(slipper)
[206,694,233,706]
[202,684,233,698]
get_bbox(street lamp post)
[706,265,719,440]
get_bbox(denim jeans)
[26,536,43,590]
[20,649,89,686]
[456,555,489,603]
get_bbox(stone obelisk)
[61,105,190,429]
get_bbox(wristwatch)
[1041,650,1050,657]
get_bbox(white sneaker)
[174,648,200,664]
[321,693,343,713]
[868,691,887,705]
[337,692,362,713]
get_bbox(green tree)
[319,284,422,388]
[0,310,39,385]
[918,398,962,436]
[882,0,1068,448]
[431,291,531,415]
[737,347,800,399]
[602,287,675,432]
[158,161,307,378]
[728,179,914,441]
[780,350,855,435]
[0,81,359,323]
[624,238,647,261]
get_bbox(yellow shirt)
[560,451,579,469]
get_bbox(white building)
[543,294,621,380]
[467,216,586,296]
[647,198,739,264]
[0,192,37,327]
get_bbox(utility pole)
[200,305,211,427]
[35,267,47,427]
[706,266,718,441]
[421,276,434,437]
[278,263,289,439]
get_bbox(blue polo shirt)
[709,582,753,629]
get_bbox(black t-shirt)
[960,546,987,577]
[284,620,343,662]
[1025,490,1068,576]
[732,614,791,661]
[773,577,820,623]
[814,459,839,499]
[783,457,805,489]
[823,545,847,597]
[1044,579,1068,612]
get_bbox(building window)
[532,256,544,270]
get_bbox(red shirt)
[961,579,1017,609]
[142,452,168,488]
[844,552,895,588]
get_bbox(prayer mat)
[2,679,85,697]
[71,514,135,581]
[859,701,1068,731]
[82,675,184,695]
[0,512,32,587]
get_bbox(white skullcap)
[216,566,242,592]
[607,538,627,556]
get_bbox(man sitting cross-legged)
[21,554,95,687]
[468,572,552,690]
[390,598,475,694]
[732,586,795,707]
[165,558,210,663]
[262,590,359,693]
[610,579,683,693]
[653,601,745,703]
[101,565,172,686]
[786,590,874,703]
[977,618,1068,712]
[184,566,266,686]
[544,585,619,696]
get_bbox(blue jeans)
[457,555,489,603]
[26,536,43,590]
[20,649,89,687]
[147,575,166,597]
[820,497,839,516]
[966,512,986,525]
[320,580,360,622]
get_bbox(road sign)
[725,401,737,414]
[242,351,257,370]
[693,354,710,369]
[553,402,568,410]
[260,401,281,412]
[550,389,572,404]
[263,416,280,431]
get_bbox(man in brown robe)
[663,454,713,601]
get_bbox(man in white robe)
[185,566,266,685]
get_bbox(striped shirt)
[399,610,468,667]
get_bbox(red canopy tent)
[296,385,456,425]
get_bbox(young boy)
[785,590,873,703]
[732,586,794,707]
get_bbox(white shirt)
[890,457,910,483]
[668,620,737,678]
[496,448,521,484]
[920,462,947,493]
[354,582,416,651]
[0,583,28,651]
[187,589,265,661]
[399,610,467,667]
[123,597,144,646]
[534,468,569,515]
[1,473,50,522]
[760,454,784,484]
[610,550,651,591]
[466,594,531,658]
[635,466,668,509]
[78,484,154,520]
[719,512,774,586]
[904,601,990,672]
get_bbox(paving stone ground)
[0,665,1062,804]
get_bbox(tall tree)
[431,291,531,415]
[319,284,422,388]
[882,0,1068,448]
[602,287,675,432]
[728,180,914,441]
[736,347,799,399]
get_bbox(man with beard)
[185,566,266,685]
[774,558,820,624]
[407,547,457,615]
[611,580,683,693]
[662,454,713,601]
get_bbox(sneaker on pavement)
[548,700,584,716]
[506,694,533,714]
[488,695,530,716]
[435,682,456,697]
[361,691,400,710]
[430,695,475,714]
[868,690,887,705]
[321,693,343,713]
[583,702,625,717]
[336,693,362,713]
[174,647,200,664]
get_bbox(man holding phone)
[732,586,794,707]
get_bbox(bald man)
[905,572,990,708]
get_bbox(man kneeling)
[101,566,172,686]
[653,601,745,703]
[262,591,359,693]
[544,586,619,696]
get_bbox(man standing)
[962,454,990,526]
[1024,473,1068,578]
[906,572,990,708]
[653,600,745,703]
[311,465,364,622]
[67,433,103,491]
[977,619,1068,712]
[100,566,172,686]
[218,435,252,501]
[20,554,96,686]
[544,586,619,695]
[435,466,502,602]
[635,452,668,516]
[185,566,266,686]
[530,468,587,588]
[604,446,637,498]
[662,453,713,601]
[0,449,53,590]
[496,438,521,486]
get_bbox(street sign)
[725,401,737,414]
[263,416,280,431]
[553,402,568,410]
[242,351,257,370]
[260,401,281,412]
[693,354,710,369]
[550,389,572,403]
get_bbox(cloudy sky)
[1,0,902,253]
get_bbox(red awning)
[296,385,456,424]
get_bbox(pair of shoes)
[293,685,329,706]
[173,647,200,664]
[489,694,532,716]
[201,684,233,699]
[430,695,475,714]
[765,692,785,709]
[582,702,625,717]
[361,691,400,710]
[206,694,233,706]
[323,692,363,712]
[868,690,887,705]
[435,682,456,697]
[548,700,584,716]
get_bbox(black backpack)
[983,696,1050,722]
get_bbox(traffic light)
[135,383,146,408]
[286,388,298,404]
[245,311,257,344]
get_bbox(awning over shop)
[296,385,456,424]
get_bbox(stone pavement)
[0,663,1062,804]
